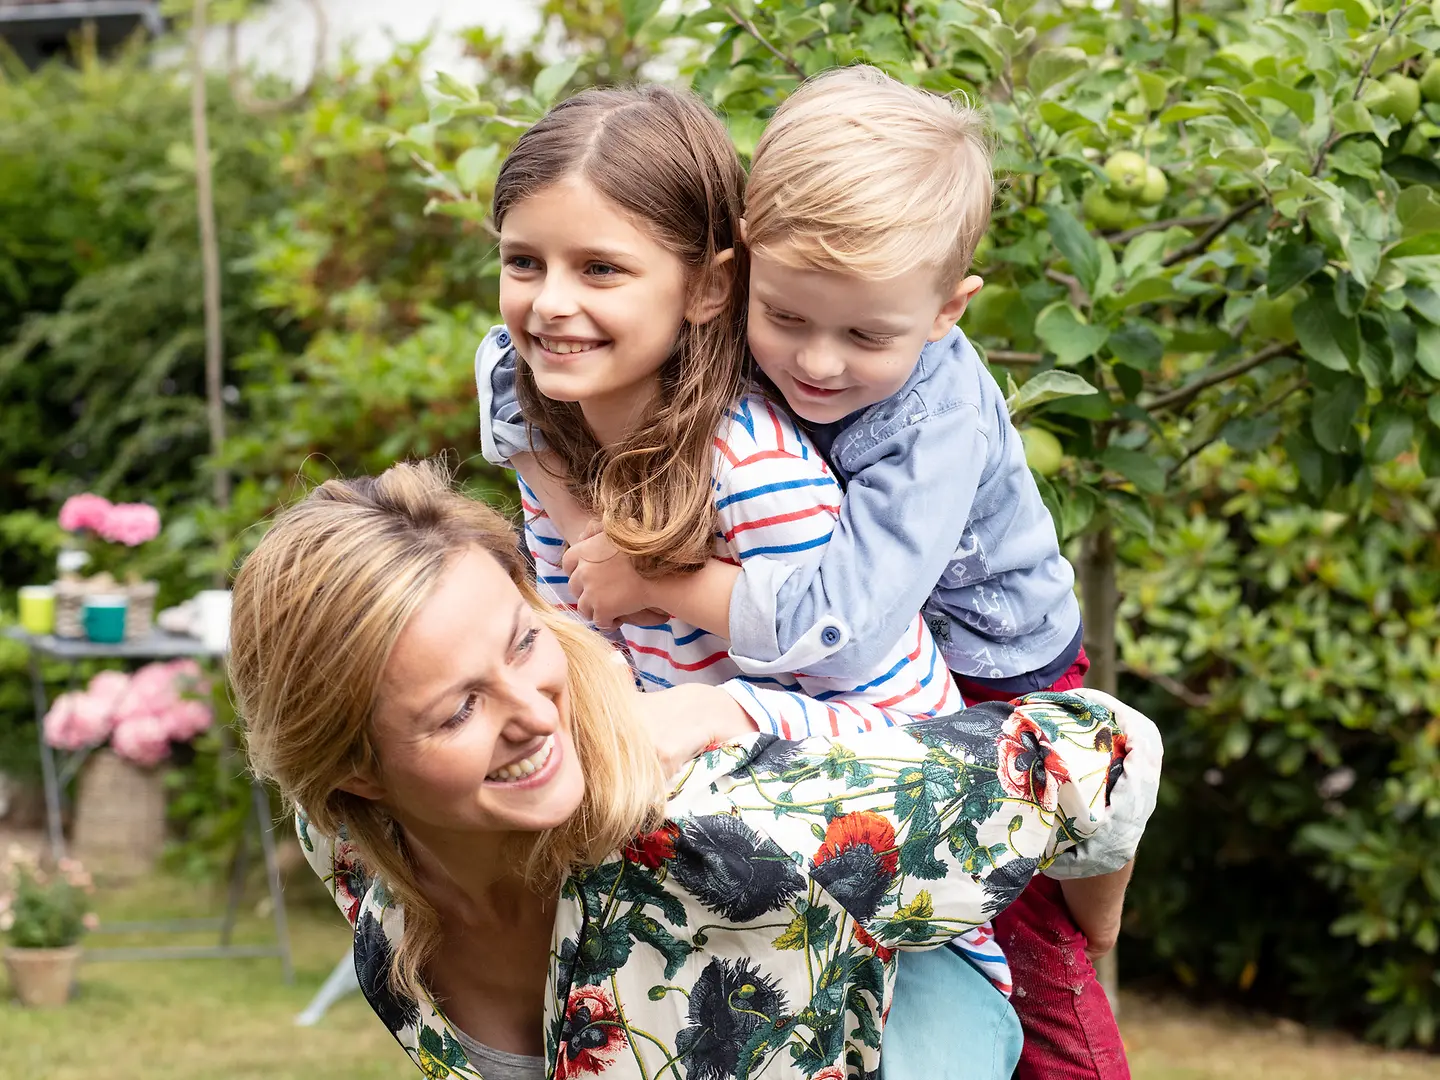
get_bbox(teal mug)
[82,595,128,645]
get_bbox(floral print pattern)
[299,692,1145,1079]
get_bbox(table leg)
[252,780,294,984]
[28,653,66,862]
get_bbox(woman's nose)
[495,676,561,741]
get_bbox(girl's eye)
[505,255,539,271]
[515,627,540,656]
[442,691,479,731]
[587,263,620,277]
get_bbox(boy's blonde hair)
[745,65,994,287]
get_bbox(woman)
[229,460,1160,1080]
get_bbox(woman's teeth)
[486,737,555,783]
[538,337,600,355]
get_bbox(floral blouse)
[300,691,1151,1080]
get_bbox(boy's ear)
[687,248,737,326]
[928,275,985,341]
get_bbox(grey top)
[449,1026,545,1080]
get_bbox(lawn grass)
[2,873,1437,1080]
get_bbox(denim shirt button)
[496,330,511,348]
[820,625,842,647]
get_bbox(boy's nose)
[795,346,846,382]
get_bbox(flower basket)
[53,576,157,641]
[3,944,82,1008]
[71,749,167,882]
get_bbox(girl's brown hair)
[493,85,748,577]
[230,460,666,1000]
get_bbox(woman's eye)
[442,691,479,731]
[515,627,540,656]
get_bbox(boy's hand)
[564,527,668,629]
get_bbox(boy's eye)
[767,309,802,324]
[851,330,897,347]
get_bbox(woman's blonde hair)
[746,65,994,287]
[493,84,749,577]
[229,459,666,1000]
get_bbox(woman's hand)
[633,683,759,776]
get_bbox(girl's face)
[357,548,585,839]
[498,175,693,442]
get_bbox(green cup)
[19,586,56,636]
[82,595,128,645]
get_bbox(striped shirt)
[520,392,1007,995]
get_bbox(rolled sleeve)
[475,326,545,467]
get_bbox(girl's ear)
[686,248,737,326]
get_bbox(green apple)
[1374,74,1421,125]
[1020,427,1065,477]
[1248,288,1300,345]
[1103,151,1150,200]
[1137,165,1169,206]
[1083,186,1134,230]
[1420,58,1440,104]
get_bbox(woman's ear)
[338,770,385,802]
[686,248,737,326]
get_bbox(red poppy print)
[622,823,680,870]
[331,843,366,925]
[557,985,627,1078]
[1105,731,1128,807]
[996,710,1072,812]
[813,1068,847,1080]
[853,923,894,962]
[813,811,899,876]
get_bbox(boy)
[479,66,1135,1079]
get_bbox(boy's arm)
[728,403,988,678]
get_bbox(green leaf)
[533,58,582,107]
[454,145,499,195]
[1291,0,1375,30]
[1417,323,1440,380]
[622,0,664,36]
[1026,47,1088,94]
[1038,101,1098,134]
[1365,407,1415,464]
[1099,447,1166,494]
[1106,489,1155,541]
[1388,233,1440,259]
[1108,324,1165,369]
[1294,293,1360,372]
[1045,205,1102,297]
[1310,377,1365,454]
[1242,78,1316,123]
[1398,187,1440,238]
[1427,395,1440,430]
[1007,370,1098,415]
[1034,303,1110,366]
[1268,244,1327,297]
[1120,232,1168,281]
[433,71,479,104]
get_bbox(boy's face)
[746,248,982,425]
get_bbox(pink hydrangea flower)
[165,700,213,742]
[58,493,114,534]
[110,714,171,768]
[97,502,161,546]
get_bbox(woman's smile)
[484,734,561,787]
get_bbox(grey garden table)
[6,626,292,981]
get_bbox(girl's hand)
[563,527,668,629]
[633,683,759,775]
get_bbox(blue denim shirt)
[475,325,1081,680]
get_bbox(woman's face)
[362,548,584,837]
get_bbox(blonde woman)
[230,460,1161,1080]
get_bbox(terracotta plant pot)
[3,944,82,1007]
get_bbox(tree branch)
[1160,197,1266,268]
[899,3,940,69]
[723,5,806,79]
[1047,268,1090,308]
[1119,664,1212,709]
[1145,342,1295,414]
[1104,215,1219,244]
[1310,1,1414,174]
[225,0,327,115]
[986,350,1045,363]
